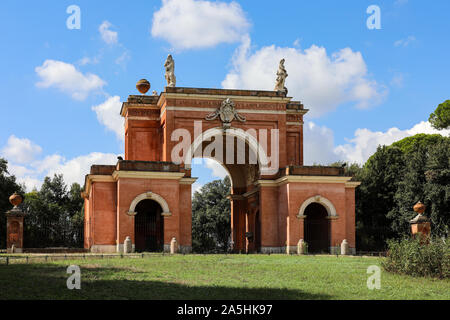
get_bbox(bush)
[382,237,450,278]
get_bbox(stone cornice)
[84,172,188,195]
[112,171,186,180]
[256,175,354,187]
[179,177,198,185]
[345,181,362,188]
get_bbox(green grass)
[0,254,449,300]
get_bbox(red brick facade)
[83,87,359,254]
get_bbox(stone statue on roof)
[274,58,288,94]
[164,54,176,87]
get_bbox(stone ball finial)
[413,201,426,214]
[136,79,151,94]
[9,192,23,208]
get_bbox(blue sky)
[0,0,449,191]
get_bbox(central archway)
[188,128,263,253]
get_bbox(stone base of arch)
[83,161,360,255]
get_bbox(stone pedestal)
[341,239,349,255]
[297,239,307,255]
[170,237,178,254]
[124,236,132,253]
[6,193,26,253]
[410,201,431,241]
[411,222,431,238]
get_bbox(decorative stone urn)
[410,201,431,240]
[136,79,151,94]
[6,192,26,253]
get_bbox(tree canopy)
[429,100,450,130]
[192,176,231,253]
[356,134,450,250]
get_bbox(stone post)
[297,239,307,255]
[341,239,349,255]
[410,201,431,242]
[170,237,178,254]
[6,193,26,254]
[124,236,132,254]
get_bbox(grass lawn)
[0,254,448,300]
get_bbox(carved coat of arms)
[206,98,246,129]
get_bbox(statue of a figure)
[274,58,288,93]
[164,54,176,87]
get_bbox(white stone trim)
[345,181,361,188]
[297,195,338,218]
[163,93,292,103]
[179,177,198,185]
[112,171,185,180]
[128,191,171,217]
[256,175,353,187]
[84,174,115,195]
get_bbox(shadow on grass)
[0,264,332,300]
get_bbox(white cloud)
[1,135,42,164]
[92,96,124,141]
[46,152,118,187]
[151,0,250,50]
[334,121,450,164]
[303,122,339,165]
[35,60,106,100]
[192,182,203,194]
[1,135,119,191]
[222,39,386,117]
[99,21,118,45]
[204,158,229,179]
[394,35,416,47]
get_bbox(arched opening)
[304,203,330,253]
[189,128,263,253]
[134,199,164,252]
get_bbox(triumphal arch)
[83,58,360,254]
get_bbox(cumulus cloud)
[204,158,229,179]
[35,60,106,100]
[334,121,450,164]
[46,152,119,187]
[1,135,42,164]
[151,0,250,50]
[222,39,386,117]
[92,96,124,141]
[303,122,339,165]
[1,135,118,191]
[99,21,118,45]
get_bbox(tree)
[429,100,450,130]
[22,174,84,248]
[192,177,231,253]
[356,146,405,250]
[0,158,24,249]
[356,133,450,250]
